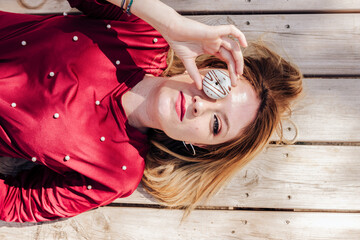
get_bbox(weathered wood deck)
[0,0,360,239]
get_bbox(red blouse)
[0,0,169,222]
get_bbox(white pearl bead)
[106,24,111,29]
[31,157,37,162]
[100,136,105,142]
[122,165,127,171]
[21,41,27,46]
[53,113,60,119]
[73,36,78,41]
[64,155,70,161]
[95,100,100,106]
[115,60,120,65]
[87,185,92,190]
[153,38,158,43]
[11,102,16,108]
[63,12,68,16]
[49,72,55,77]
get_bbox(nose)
[192,95,216,117]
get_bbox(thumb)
[182,58,203,90]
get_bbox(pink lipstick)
[176,91,186,121]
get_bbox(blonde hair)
[141,42,303,220]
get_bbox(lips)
[176,91,186,121]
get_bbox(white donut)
[203,70,232,99]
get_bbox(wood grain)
[162,0,360,13]
[2,144,360,210]
[0,0,75,14]
[1,0,360,13]
[276,78,360,142]
[116,145,360,211]
[189,14,360,76]
[1,4,359,75]
[1,207,360,240]
[1,1,360,239]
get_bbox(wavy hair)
[141,42,303,220]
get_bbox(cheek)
[182,125,200,134]
[158,102,168,118]
[157,92,169,116]
[191,118,204,131]
[192,120,209,136]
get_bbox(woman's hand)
[109,0,247,90]
[163,16,248,90]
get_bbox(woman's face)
[152,69,260,146]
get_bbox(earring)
[182,141,196,156]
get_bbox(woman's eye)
[213,114,220,135]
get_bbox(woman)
[0,0,302,222]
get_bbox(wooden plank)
[1,0,359,13]
[163,0,360,13]
[0,0,75,14]
[1,2,360,75]
[1,207,360,239]
[271,78,360,142]
[3,145,360,209]
[189,14,360,76]
[116,145,360,211]
[0,9,359,76]
[3,145,360,210]
[285,78,360,142]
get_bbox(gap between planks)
[269,141,360,146]
[178,10,360,16]
[104,203,360,214]
[303,75,360,78]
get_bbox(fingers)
[214,25,246,76]
[220,36,244,76]
[182,58,203,90]
[216,25,247,48]
[215,47,238,87]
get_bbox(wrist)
[131,0,181,35]
[107,0,182,39]
[124,0,134,14]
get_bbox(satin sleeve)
[67,0,133,20]
[0,165,118,222]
